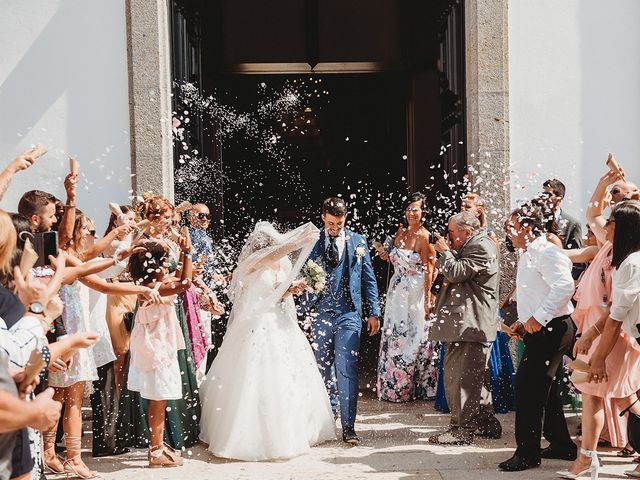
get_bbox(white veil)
[227,221,319,322]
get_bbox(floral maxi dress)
[377,248,437,402]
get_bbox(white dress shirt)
[324,229,346,260]
[1,315,46,368]
[610,251,640,338]
[516,235,575,325]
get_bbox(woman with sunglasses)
[376,192,438,403]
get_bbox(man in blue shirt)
[188,203,216,286]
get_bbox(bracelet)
[183,252,192,258]
[593,325,602,335]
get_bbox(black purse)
[123,311,135,332]
[620,398,640,453]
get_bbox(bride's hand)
[286,279,307,297]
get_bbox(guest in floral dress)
[376,193,437,402]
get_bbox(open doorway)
[170,0,467,383]
[213,73,408,234]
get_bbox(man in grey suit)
[428,211,501,445]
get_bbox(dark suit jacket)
[558,209,583,250]
[558,209,584,279]
[430,230,500,343]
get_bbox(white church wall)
[509,0,640,223]
[0,0,132,231]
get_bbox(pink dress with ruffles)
[128,298,186,400]
[573,241,640,447]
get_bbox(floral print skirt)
[376,266,438,402]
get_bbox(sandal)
[619,447,636,457]
[42,431,65,474]
[148,444,183,468]
[63,435,98,479]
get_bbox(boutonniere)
[355,245,366,259]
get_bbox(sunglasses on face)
[197,213,211,220]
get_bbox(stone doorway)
[168,0,469,382]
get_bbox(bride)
[199,221,336,461]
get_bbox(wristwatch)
[28,301,45,315]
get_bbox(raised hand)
[115,244,144,262]
[141,284,163,305]
[113,224,133,241]
[13,266,48,307]
[599,169,623,188]
[64,172,78,202]
[8,149,38,173]
[178,226,192,253]
[210,298,225,316]
[44,295,64,321]
[50,251,67,273]
[48,358,67,373]
[433,233,449,253]
[11,368,40,399]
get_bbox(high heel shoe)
[557,448,599,480]
[42,431,65,474]
[62,435,98,479]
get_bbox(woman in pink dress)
[558,172,640,479]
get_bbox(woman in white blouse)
[588,200,640,478]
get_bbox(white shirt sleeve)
[610,261,640,323]
[532,247,576,325]
[0,316,46,368]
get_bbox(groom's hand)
[366,316,380,336]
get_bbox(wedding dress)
[199,222,336,461]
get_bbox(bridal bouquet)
[301,259,327,294]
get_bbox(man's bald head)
[189,203,211,229]
[610,181,640,203]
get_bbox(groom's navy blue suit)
[302,228,381,429]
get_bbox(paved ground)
[67,394,638,479]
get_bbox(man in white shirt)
[499,203,577,472]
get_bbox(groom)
[302,197,381,445]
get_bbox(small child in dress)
[127,232,193,468]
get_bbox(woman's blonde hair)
[0,209,18,275]
[462,192,487,227]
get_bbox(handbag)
[123,311,135,332]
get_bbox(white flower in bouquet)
[301,259,327,294]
